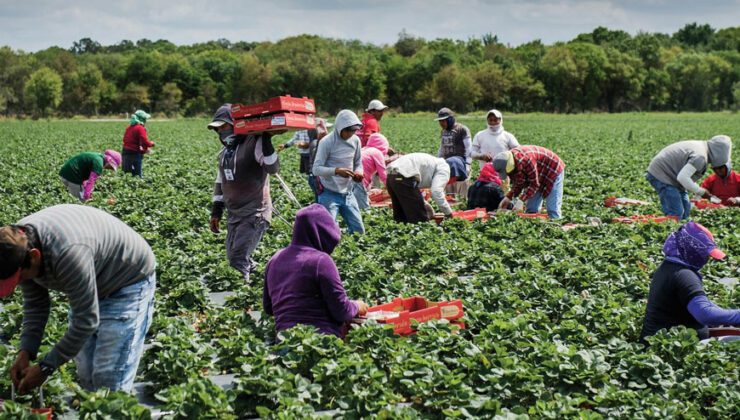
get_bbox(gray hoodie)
[647,135,732,189]
[312,110,363,194]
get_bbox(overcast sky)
[1,0,738,52]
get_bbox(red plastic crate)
[612,214,679,224]
[369,189,391,203]
[604,196,651,207]
[234,112,316,135]
[231,96,315,119]
[691,199,724,210]
[451,208,488,221]
[517,212,549,219]
[709,327,740,337]
[366,296,465,335]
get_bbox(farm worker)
[353,133,390,210]
[263,204,368,338]
[312,109,365,234]
[305,118,332,202]
[467,163,505,211]
[122,109,155,177]
[493,146,566,219]
[386,152,453,223]
[59,150,121,202]
[435,107,472,198]
[639,222,740,344]
[0,204,156,393]
[700,166,740,206]
[358,99,388,147]
[278,118,331,174]
[207,103,280,282]
[471,109,519,163]
[646,135,732,220]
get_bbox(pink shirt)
[361,147,387,188]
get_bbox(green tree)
[120,83,150,113]
[62,63,104,115]
[674,23,715,48]
[666,52,732,110]
[416,64,481,112]
[24,67,63,117]
[158,82,183,116]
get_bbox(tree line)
[1,23,739,118]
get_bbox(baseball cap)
[207,103,234,130]
[0,226,28,297]
[435,107,454,121]
[492,151,514,180]
[487,109,503,119]
[692,222,726,260]
[366,99,389,112]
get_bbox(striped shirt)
[507,146,565,201]
[18,204,156,369]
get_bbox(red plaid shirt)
[507,146,565,201]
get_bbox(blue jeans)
[122,150,143,177]
[74,272,156,392]
[318,188,365,234]
[352,182,370,210]
[525,171,564,219]
[307,175,319,203]
[646,172,691,220]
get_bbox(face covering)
[219,129,237,148]
[488,123,503,134]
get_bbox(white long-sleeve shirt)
[471,127,519,161]
[387,153,452,215]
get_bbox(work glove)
[729,197,740,205]
[513,199,525,212]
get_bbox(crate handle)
[10,381,46,408]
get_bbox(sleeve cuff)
[263,153,278,166]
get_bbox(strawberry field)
[0,112,739,418]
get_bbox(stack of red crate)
[231,95,317,135]
[365,296,465,335]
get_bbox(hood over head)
[208,104,234,130]
[291,204,341,254]
[707,135,732,169]
[365,133,389,156]
[333,109,362,133]
[130,110,150,126]
[663,221,726,271]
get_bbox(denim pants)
[352,182,370,210]
[74,272,156,392]
[307,175,319,203]
[122,150,143,177]
[318,188,365,234]
[525,171,564,219]
[646,172,691,220]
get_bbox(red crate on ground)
[451,208,488,221]
[517,212,549,219]
[365,296,465,335]
[234,112,316,135]
[231,96,315,119]
[604,196,651,207]
[691,199,725,210]
[612,214,679,224]
[709,327,740,337]
[369,189,391,203]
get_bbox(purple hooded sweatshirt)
[263,203,359,337]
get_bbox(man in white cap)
[471,109,519,164]
[359,99,389,147]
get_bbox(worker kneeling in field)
[639,222,739,344]
[493,146,565,219]
[646,135,732,220]
[700,164,740,206]
[0,205,156,393]
[207,104,280,283]
[386,152,453,223]
[263,204,368,338]
[467,163,505,212]
[59,149,121,202]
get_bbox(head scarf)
[477,163,502,185]
[663,221,726,272]
[130,110,151,126]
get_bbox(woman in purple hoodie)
[263,204,368,337]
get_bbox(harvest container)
[231,95,315,119]
[690,199,724,210]
[604,196,651,207]
[0,384,52,419]
[451,208,488,221]
[234,112,316,135]
[365,296,465,335]
[612,214,679,224]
